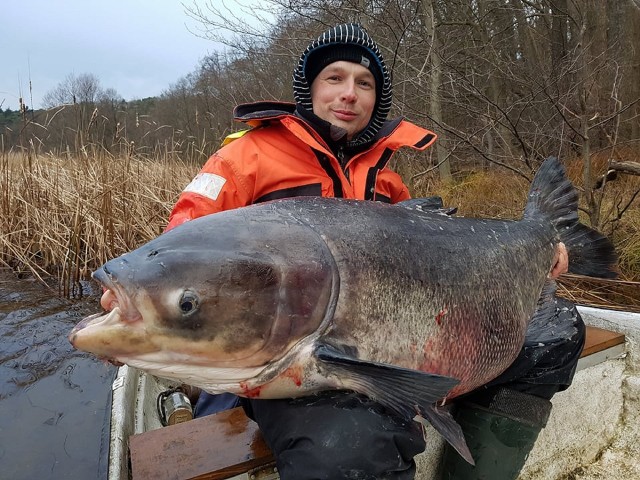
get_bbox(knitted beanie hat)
[293,23,392,147]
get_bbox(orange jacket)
[167,102,436,230]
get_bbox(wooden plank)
[581,326,625,358]
[129,407,274,480]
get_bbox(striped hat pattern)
[293,23,392,147]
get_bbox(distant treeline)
[1,95,194,160]
[1,108,22,121]
[1,108,23,132]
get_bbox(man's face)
[310,61,376,140]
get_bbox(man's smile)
[332,109,358,120]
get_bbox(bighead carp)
[70,157,617,463]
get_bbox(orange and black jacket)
[166,102,436,230]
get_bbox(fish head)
[69,212,337,374]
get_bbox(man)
[167,23,580,479]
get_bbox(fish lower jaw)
[120,359,267,393]
[70,309,121,336]
[84,307,145,331]
[94,308,122,327]
[69,307,151,358]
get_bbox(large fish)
[69,157,616,462]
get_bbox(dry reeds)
[0,150,198,297]
[557,274,640,313]
[1,147,638,311]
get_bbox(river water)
[0,271,116,479]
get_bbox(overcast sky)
[1,1,266,111]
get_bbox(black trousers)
[196,298,585,480]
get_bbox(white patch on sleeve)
[183,172,227,201]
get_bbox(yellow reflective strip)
[221,129,250,146]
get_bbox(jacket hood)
[292,23,393,149]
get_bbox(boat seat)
[576,325,626,370]
[129,406,276,480]
[128,325,625,480]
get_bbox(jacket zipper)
[336,147,350,181]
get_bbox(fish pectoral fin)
[314,343,459,419]
[418,404,475,465]
[316,343,473,465]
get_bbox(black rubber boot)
[439,388,552,480]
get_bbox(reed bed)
[0,150,198,296]
[1,148,638,310]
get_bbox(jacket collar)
[233,101,405,154]
[233,101,296,121]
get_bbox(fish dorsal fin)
[399,196,444,210]
[398,197,458,216]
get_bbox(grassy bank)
[1,150,638,308]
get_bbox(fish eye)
[179,291,199,315]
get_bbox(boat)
[107,306,640,480]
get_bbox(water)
[0,272,116,479]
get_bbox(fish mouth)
[68,265,145,364]
[94,265,143,325]
[73,310,117,331]
[70,311,126,365]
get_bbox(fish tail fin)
[560,222,618,278]
[523,157,618,279]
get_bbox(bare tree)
[39,73,124,154]
[42,73,103,107]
